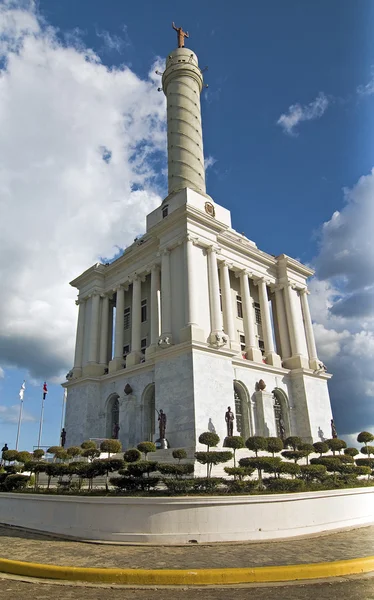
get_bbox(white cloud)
[204,156,217,171]
[0,1,166,380]
[0,404,36,424]
[310,169,374,436]
[357,67,374,96]
[277,92,329,136]
[0,368,4,379]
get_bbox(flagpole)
[37,395,45,449]
[15,398,24,451]
[60,389,67,433]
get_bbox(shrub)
[224,466,254,480]
[313,442,329,456]
[137,442,156,460]
[356,458,374,468]
[2,474,29,491]
[100,439,122,457]
[352,466,371,476]
[265,478,305,492]
[337,454,354,464]
[245,436,268,456]
[172,449,187,462]
[44,463,63,489]
[361,446,374,457]
[299,464,327,482]
[198,432,220,450]
[126,461,158,477]
[284,436,302,451]
[17,451,32,464]
[281,450,306,463]
[110,476,160,492]
[33,449,45,460]
[81,448,100,461]
[357,431,374,446]
[124,448,141,463]
[195,451,232,478]
[311,456,342,475]
[55,449,69,461]
[192,477,224,493]
[261,457,283,478]
[278,462,301,478]
[47,446,63,458]
[162,478,195,494]
[266,437,284,456]
[223,479,257,494]
[298,443,315,464]
[326,438,347,455]
[344,447,359,458]
[2,450,19,463]
[157,463,194,477]
[240,457,273,488]
[223,436,244,466]
[99,458,125,491]
[66,446,82,459]
[81,440,97,450]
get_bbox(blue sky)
[0,0,373,450]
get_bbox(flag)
[42,382,48,400]
[19,381,26,401]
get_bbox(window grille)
[124,307,130,330]
[234,388,242,433]
[259,340,265,355]
[236,295,243,318]
[141,299,147,323]
[141,338,147,354]
[240,334,246,352]
[162,205,168,218]
[254,302,262,324]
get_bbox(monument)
[63,25,333,453]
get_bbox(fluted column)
[88,293,100,364]
[185,236,198,327]
[158,249,173,348]
[239,271,262,362]
[150,265,160,346]
[256,278,282,367]
[274,287,291,360]
[220,261,239,351]
[109,286,125,373]
[127,276,142,366]
[72,298,86,377]
[299,288,319,369]
[283,283,309,369]
[207,247,227,347]
[99,294,109,367]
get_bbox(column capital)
[298,287,309,296]
[219,259,234,270]
[185,233,199,245]
[235,269,253,279]
[151,262,161,272]
[75,298,85,306]
[252,276,272,287]
[206,244,221,255]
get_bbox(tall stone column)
[239,271,262,362]
[180,235,205,343]
[283,283,309,369]
[162,47,206,196]
[207,247,227,347]
[274,287,291,360]
[256,278,282,367]
[109,286,125,373]
[127,276,142,367]
[299,288,320,370]
[158,249,173,348]
[220,261,240,352]
[88,293,100,364]
[99,294,109,368]
[146,265,160,357]
[72,298,86,378]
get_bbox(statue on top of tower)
[172,22,189,48]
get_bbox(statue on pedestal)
[331,419,337,439]
[158,409,167,439]
[225,406,235,436]
[172,22,189,48]
[60,428,66,448]
[113,423,120,439]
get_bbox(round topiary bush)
[278,461,301,477]
[2,450,19,463]
[66,446,82,459]
[357,431,374,446]
[284,436,302,451]
[326,438,347,455]
[33,449,45,460]
[245,436,268,456]
[100,439,122,457]
[198,432,220,450]
[313,442,329,456]
[299,464,327,482]
[172,449,187,462]
[137,442,156,459]
[361,446,374,457]
[265,478,305,493]
[223,436,244,466]
[17,451,32,464]
[344,447,359,458]
[81,440,97,450]
[266,437,284,456]
[124,448,141,463]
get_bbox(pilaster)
[238,270,262,363]
[207,246,228,348]
[255,278,282,368]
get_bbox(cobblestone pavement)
[1,576,374,600]
[0,524,374,570]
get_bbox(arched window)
[233,381,251,439]
[106,394,120,439]
[142,384,155,441]
[272,388,290,439]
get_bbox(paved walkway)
[0,524,373,570]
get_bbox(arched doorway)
[142,384,155,441]
[233,381,251,439]
[272,387,291,439]
[106,394,120,439]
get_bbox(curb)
[1,556,374,585]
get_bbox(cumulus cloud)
[310,170,374,437]
[277,92,329,136]
[0,404,36,424]
[204,156,217,171]
[0,1,166,380]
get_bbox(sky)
[0,0,374,451]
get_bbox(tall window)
[141,299,147,322]
[234,388,242,434]
[259,340,265,355]
[124,307,131,329]
[219,288,222,311]
[236,295,243,318]
[254,302,262,324]
[240,334,246,352]
[162,205,168,218]
[274,397,285,440]
[141,338,147,355]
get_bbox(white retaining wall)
[1,488,374,544]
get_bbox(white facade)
[64,44,333,451]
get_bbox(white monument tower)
[63,25,333,452]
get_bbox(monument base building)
[63,37,333,452]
